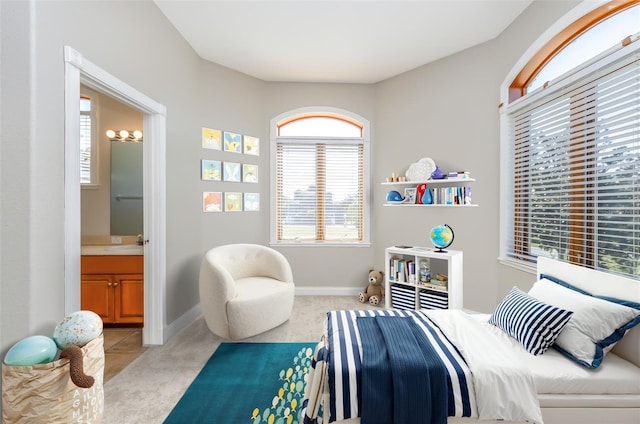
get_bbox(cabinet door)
[114,274,144,323]
[81,275,115,323]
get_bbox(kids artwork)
[223,162,241,182]
[202,128,222,150]
[201,160,221,181]
[243,136,260,156]
[224,192,242,212]
[242,164,258,183]
[244,193,260,211]
[203,192,222,212]
[223,131,242,153]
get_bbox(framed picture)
[243,135,260,156]
[244,193,260,211]
[203,192,222,212]
[242,164,258,183]
[223,131,242,153]
[201,160,221,181]
[404,187,417,204]
[224,192,242,212]
[223,162,241,182]
[202,128,222,150]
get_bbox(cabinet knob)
[113,282,119,287]
[107,283,112,287]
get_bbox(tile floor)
[102,327,147,383]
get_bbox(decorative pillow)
[489,287,573,356]
[529,278,640,368]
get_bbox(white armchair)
[199,243,295,340]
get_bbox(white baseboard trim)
[295,286,362,296]
[163,302,202,344]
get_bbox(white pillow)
[528,278,640,368]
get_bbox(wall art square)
[201,160,221,181]
[223,131,242,153]
[202,128,221,150]
[244,193,260,211]
[243,135,260,156]
[203,192,222,212]
[224,192,242,212]
[242,164,258,183]
[223,162,241,182]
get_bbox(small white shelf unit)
[384,246,463,310]
[382,178,477,207]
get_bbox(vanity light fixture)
[106,129,143,142]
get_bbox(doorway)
[64,46,166,345]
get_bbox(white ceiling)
[154,0,533,84]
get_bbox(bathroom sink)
[104,245,142,252]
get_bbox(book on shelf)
[389,256,416,284]
[427,186,472,205]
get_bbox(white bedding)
[474,313,640,396]
[425,310,543,423]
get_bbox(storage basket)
[2,335,104,424]
[390,284,416,310]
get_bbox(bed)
[301,257,640,424]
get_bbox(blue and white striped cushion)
[489,287,573,355]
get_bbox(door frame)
[64,46,166,345]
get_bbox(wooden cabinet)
[81,255,143,324]
[384,246,463,310]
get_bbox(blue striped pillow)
[489,287,573,355]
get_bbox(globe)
[430,224,454,252]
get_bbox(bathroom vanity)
[81,248,143,324]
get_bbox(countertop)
[81,245,144,256]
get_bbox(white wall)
[373,0,580,312]
[0,0,581,364]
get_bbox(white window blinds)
[275,139,364,242]
[504,42,639,279]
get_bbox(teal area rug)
[164,342,316,424]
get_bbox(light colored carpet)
[102,295,378,423]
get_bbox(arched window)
[270,108,370,244]
[500,1,640,279]
[509,1,639,102]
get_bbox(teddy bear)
[359,270,385,306]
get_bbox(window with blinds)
[80,94,97,185]
[272,113,369,244]
[503,39,639,279]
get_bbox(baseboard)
[295,286,362,296]
[163,302,202,344]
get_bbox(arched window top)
[510,0,639,102]
[278,114,363,137]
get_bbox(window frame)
[508,0,638,103]
[270,107,371,246]
[499,1,640,276]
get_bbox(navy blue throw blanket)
[356,316,448,424]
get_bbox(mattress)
[473,314,640,397]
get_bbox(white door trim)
[64,46,166,345]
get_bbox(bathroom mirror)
[110,141,143,235]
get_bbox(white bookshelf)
[384,246,463,310]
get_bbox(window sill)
[497,257,537,275]
[270,241,371,248]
